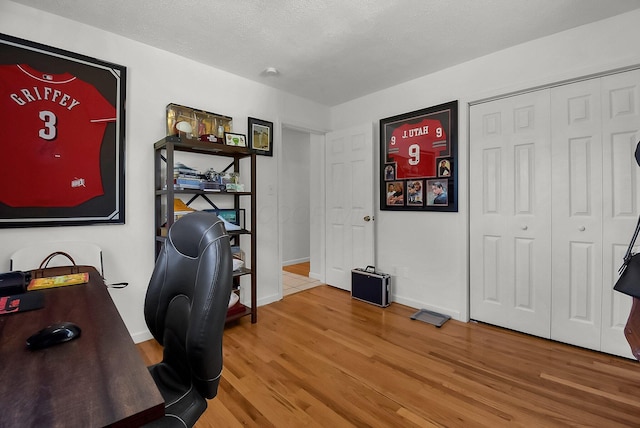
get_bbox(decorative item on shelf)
[202,168,224,192]
[231,245,245,261]
[175,121,193,139]
[173,198,195,222]
[166,103,232,142]
[248,117,274,156]
[232,258,244,271]
[224,132,247,147]
[199,134,220,143]
[224,172,245,192]
[228,292,240,308]
[226,183,245,192]
[204,168,219,181]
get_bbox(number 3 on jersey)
[39,110,57,140]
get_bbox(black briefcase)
[351,266,390,307]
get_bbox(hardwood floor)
[137,285,640,427]
[282,261,310,276]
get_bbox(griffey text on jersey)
[9,86,81,110]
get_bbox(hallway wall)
[281,127,311,265]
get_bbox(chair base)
[144,363,207,428]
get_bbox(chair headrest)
[168,211,226,258]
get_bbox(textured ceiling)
[8,0,640,106]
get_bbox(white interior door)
[325,124,375,290]
[470,90,552,338]
[600,70,640,358]
[550,78,604,351]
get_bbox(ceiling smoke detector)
[262,67,280,76]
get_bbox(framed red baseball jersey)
[0,64,116,207]
[0,33,126,228]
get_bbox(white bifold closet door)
[470,69,640,358]
[549,78,604,351]
[551,71,639,356]
[600,71,640,356]
[469,90,552,339]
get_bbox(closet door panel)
[470,91,552,337]
[551,79,603,351]
[600,69,640,358]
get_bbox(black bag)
[614,215,640,298]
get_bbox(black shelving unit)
[154,135,257,323]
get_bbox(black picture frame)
[380,101,458,212]
[0,33,126,227]
[248,117,273,156]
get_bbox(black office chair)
[143,211,233,427]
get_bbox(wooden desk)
[0,266,164,427]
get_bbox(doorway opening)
[283,261,322,296]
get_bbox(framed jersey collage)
[380,100,458,212]
[0,33,126,227]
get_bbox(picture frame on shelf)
[203,208,245,230]
[248,117,273,156]
[224,132,247,147]
[0,33,126,227]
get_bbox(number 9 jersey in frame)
[351,266,390,307]
[380,100,458,212]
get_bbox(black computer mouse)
[26,321,81,350]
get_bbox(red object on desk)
[0,266,164,427]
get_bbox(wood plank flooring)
[282,261,310,276]
[137,284,640,427]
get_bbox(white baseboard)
[282,257,310,266]
[309,271,323,281]
[132,330,154,344]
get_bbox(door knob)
[521,225,528,230]
[579,226,586,231]
[364,216,371,222]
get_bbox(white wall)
[4,2,640,337]
[281,128,311,265]
[0,1,330,342]
[329,10,640,321]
